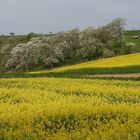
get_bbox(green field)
[125,30,140,51]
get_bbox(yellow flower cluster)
[0,78,140,139]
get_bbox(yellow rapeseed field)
[0,78,140,140]
[49,53,140,72]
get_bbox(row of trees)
[0,18,136,72]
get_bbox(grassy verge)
[0,65,140,80]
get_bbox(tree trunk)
[24,62,29,72]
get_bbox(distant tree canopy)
[9,32,15,36]
[0,18,136,72]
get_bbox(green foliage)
[123,42,136,54]
[1,18,140,72]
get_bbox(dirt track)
[83,73,140,78]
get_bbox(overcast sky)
[0,0,140,35]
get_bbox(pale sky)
[0,0,140,35]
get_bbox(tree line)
[0,18,136,72]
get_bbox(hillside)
[125,30,140,51]
[39,53,140,78]
[51,53,140,71]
